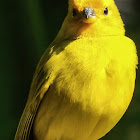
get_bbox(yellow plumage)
[15,0,138,140]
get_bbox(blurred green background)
[0,0,139,139]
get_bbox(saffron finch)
[15,0,138,139]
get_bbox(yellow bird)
[15,0,138,139]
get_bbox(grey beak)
[83,7,95,19]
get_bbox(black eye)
[73,8,77,17]
[104,7,108,15]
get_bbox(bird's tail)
[14,97,40,140]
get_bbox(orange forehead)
[70,0,111,11]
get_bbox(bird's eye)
[104,7,108,15]
[73,8,77,17]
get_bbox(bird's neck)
[54,16,125,42]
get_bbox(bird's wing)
[14,45,55,140]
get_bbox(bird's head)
[56,0,125,40]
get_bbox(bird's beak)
[83,7,96,23]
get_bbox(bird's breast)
[34,36,137,140]
[49,36,136,113]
